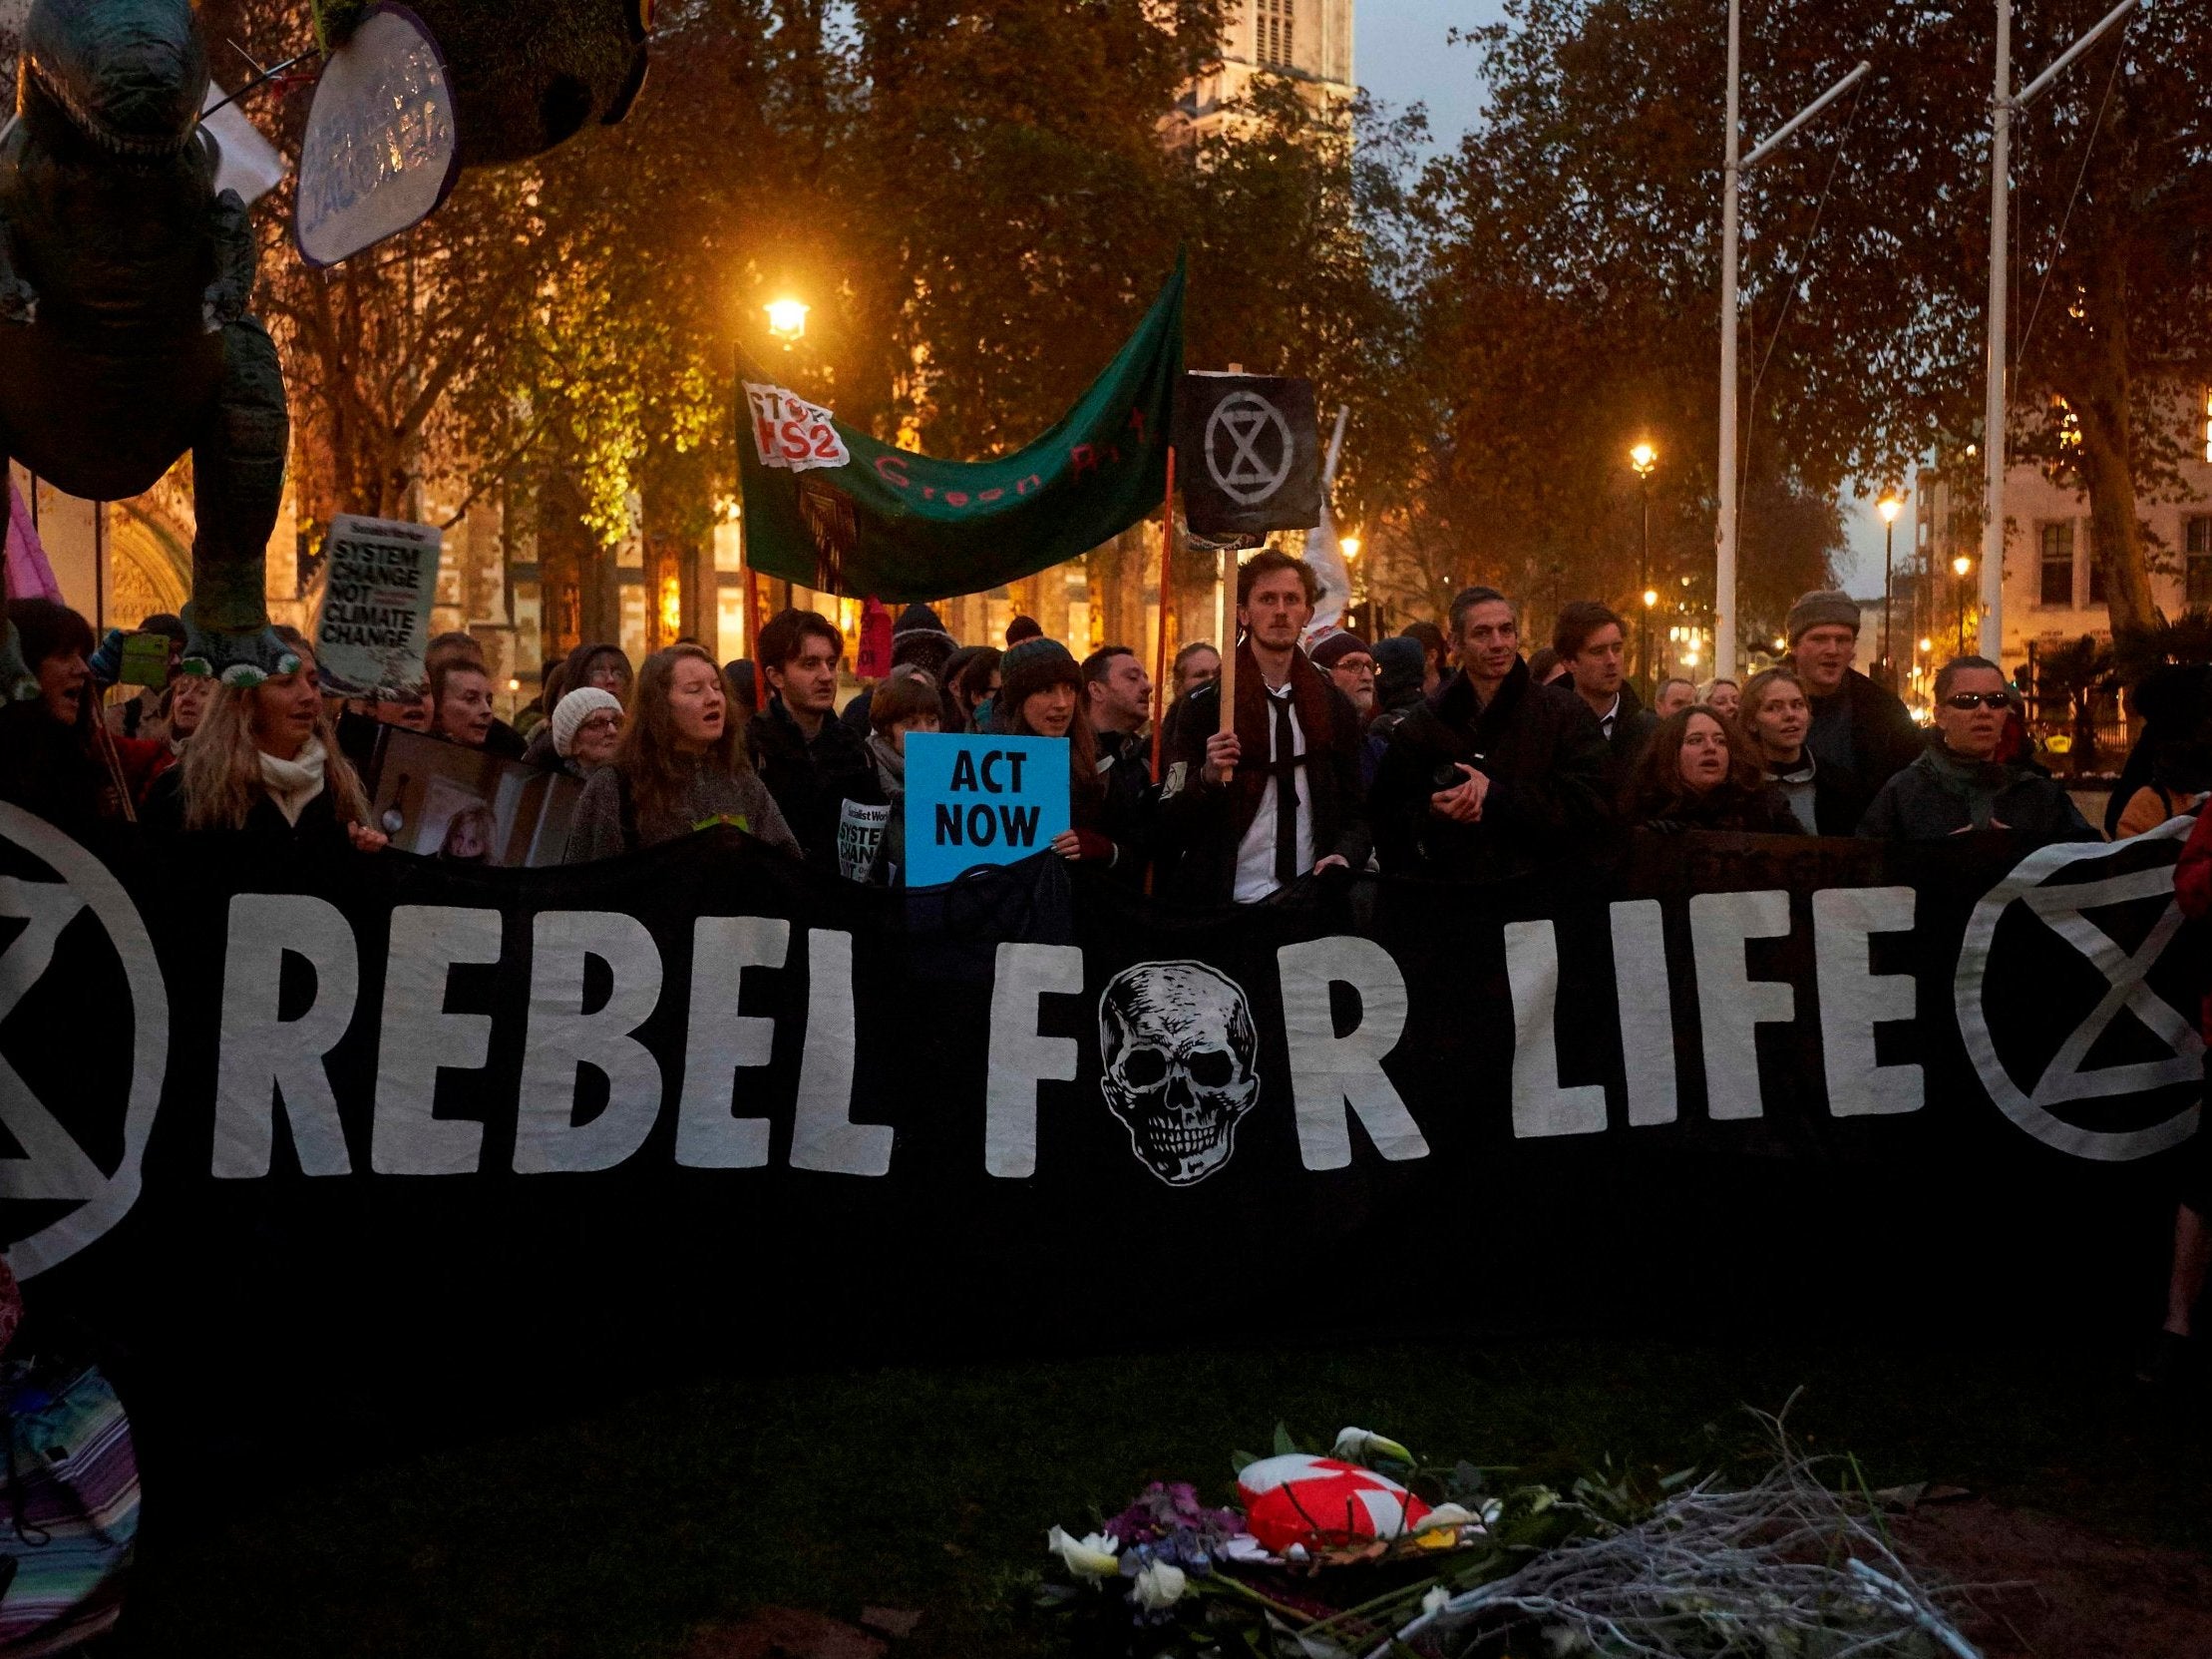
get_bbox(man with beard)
[1154,552,1367,904]
[1308,630,1378,720]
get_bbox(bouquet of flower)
[1035,1412,1982,1659]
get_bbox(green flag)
[736,261,1184,602]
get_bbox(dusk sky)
[1355,0,1894,596]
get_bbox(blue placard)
[903,733,1071,888]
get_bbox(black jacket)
[1597,682,1659,792]
[1370,657,1612,881]
[140,767,358,854]
[748,697,887,877]
[1628,781,1806,836]
[1153,643,1369,905]
[1857,743,2099,846]
[1090,726,1155,886]
[1802,668,1922,798]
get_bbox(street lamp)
[1631,442,1657,695]
[1339,536,1360,561]
[764,297,809,347]
[1951,553,1973,648]
[1878,493,1903,688]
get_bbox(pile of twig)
[1378,1406,1981,1659]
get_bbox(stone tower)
[1176,0,1355,140]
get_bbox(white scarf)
[258,737,328,826]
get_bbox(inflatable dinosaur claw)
[180,608,299,687]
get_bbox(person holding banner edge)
[996,637,1134,874]
[1154,552,1367,905]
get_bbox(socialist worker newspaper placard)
[312,515,444,697]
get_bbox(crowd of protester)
[0,555,2126,879]
[2,552,2208,1383]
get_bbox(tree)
[1402,0,2212,649]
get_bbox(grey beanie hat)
[1785,589,1861,645]
[551,686,623,757]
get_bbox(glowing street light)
[1630,442,1658,694]
[1878,491,1904,689]
[764,296,809,346]
[1339,535,1361,562]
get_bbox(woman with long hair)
[993,637,1138,873]
[144,637,386,850]
[1620,705,1803,834]
[0,598,167,835]
[563,642,799,862]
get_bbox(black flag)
[1175,374,1321,537]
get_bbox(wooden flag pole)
[1149,446,1176,780]
[1216,546,1236,785]
[1213,363,1243,785]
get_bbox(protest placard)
[903,732,1070,887]
[312,515,443,697]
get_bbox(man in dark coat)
[1554,599,1658,791]
[1081,642,1156,885]
[751,608,887,879]
[1154,552,1368,905]
[1371,586,1612,881]
[1786,589,1922,796]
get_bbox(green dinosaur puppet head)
[18,0,210,158]
[318,0,650,167]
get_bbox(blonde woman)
[144,638,387,852]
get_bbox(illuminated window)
[2188,517,2212,608]
[2038,522,2074,608]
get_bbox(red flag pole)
[1149,446,1176,780]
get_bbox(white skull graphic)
[1098,961,1262,1185]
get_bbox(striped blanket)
[0,1361,139,1656]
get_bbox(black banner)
[1175,373,1321,536]
[2,806,2201,1424]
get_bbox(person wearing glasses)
[545,686,625,780]
[1856,657,2097,845]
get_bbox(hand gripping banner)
[735,262,1185,601]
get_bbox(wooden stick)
[1216,544,1238,785]
[1149,446,1176,780]
[1214,364,1244,785]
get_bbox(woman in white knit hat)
[547,686,624,780]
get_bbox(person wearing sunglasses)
[1856,656,2097,845]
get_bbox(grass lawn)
[114,1331,2209,1658]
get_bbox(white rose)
[1331,1427,1414,1464]
[1132,1560,1188,1610]
[1045,1525,1120,1580]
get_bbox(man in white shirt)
[1154,552,1369,904]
